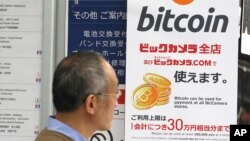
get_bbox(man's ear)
[84,94,96,115]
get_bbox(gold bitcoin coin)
[158,87,171,92]
[156,98,170,105]
[156,87,168,93]
[143,73,171,88]
[158,90,171,97]
[158,88,171,94]
[132,84,159,110]
[158,96,169,102]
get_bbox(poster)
[125,0,239,141]
[66,0,126,140]
[0,0,43,140]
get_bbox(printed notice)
[0,0,43,140]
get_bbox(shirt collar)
[47,116,89,141]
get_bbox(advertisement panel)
[125,0,239,140]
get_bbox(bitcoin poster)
[125,0,239,141]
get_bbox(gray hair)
[52,51,109,112]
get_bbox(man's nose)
[114,99,118,107]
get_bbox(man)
[35,51,120,141]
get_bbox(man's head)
[52,51,119,131]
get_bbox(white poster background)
[126,0,239,141]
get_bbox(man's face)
[95,61,119,130]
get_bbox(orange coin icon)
[132,84,159,110]
[173,0,193,5]
[143,73,171,88]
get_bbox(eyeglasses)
[97,90,122,100]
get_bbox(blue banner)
[67,0,127,84]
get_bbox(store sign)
[125,0,239,140]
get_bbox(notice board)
[0,0,43,140]
[66,0,126,140]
